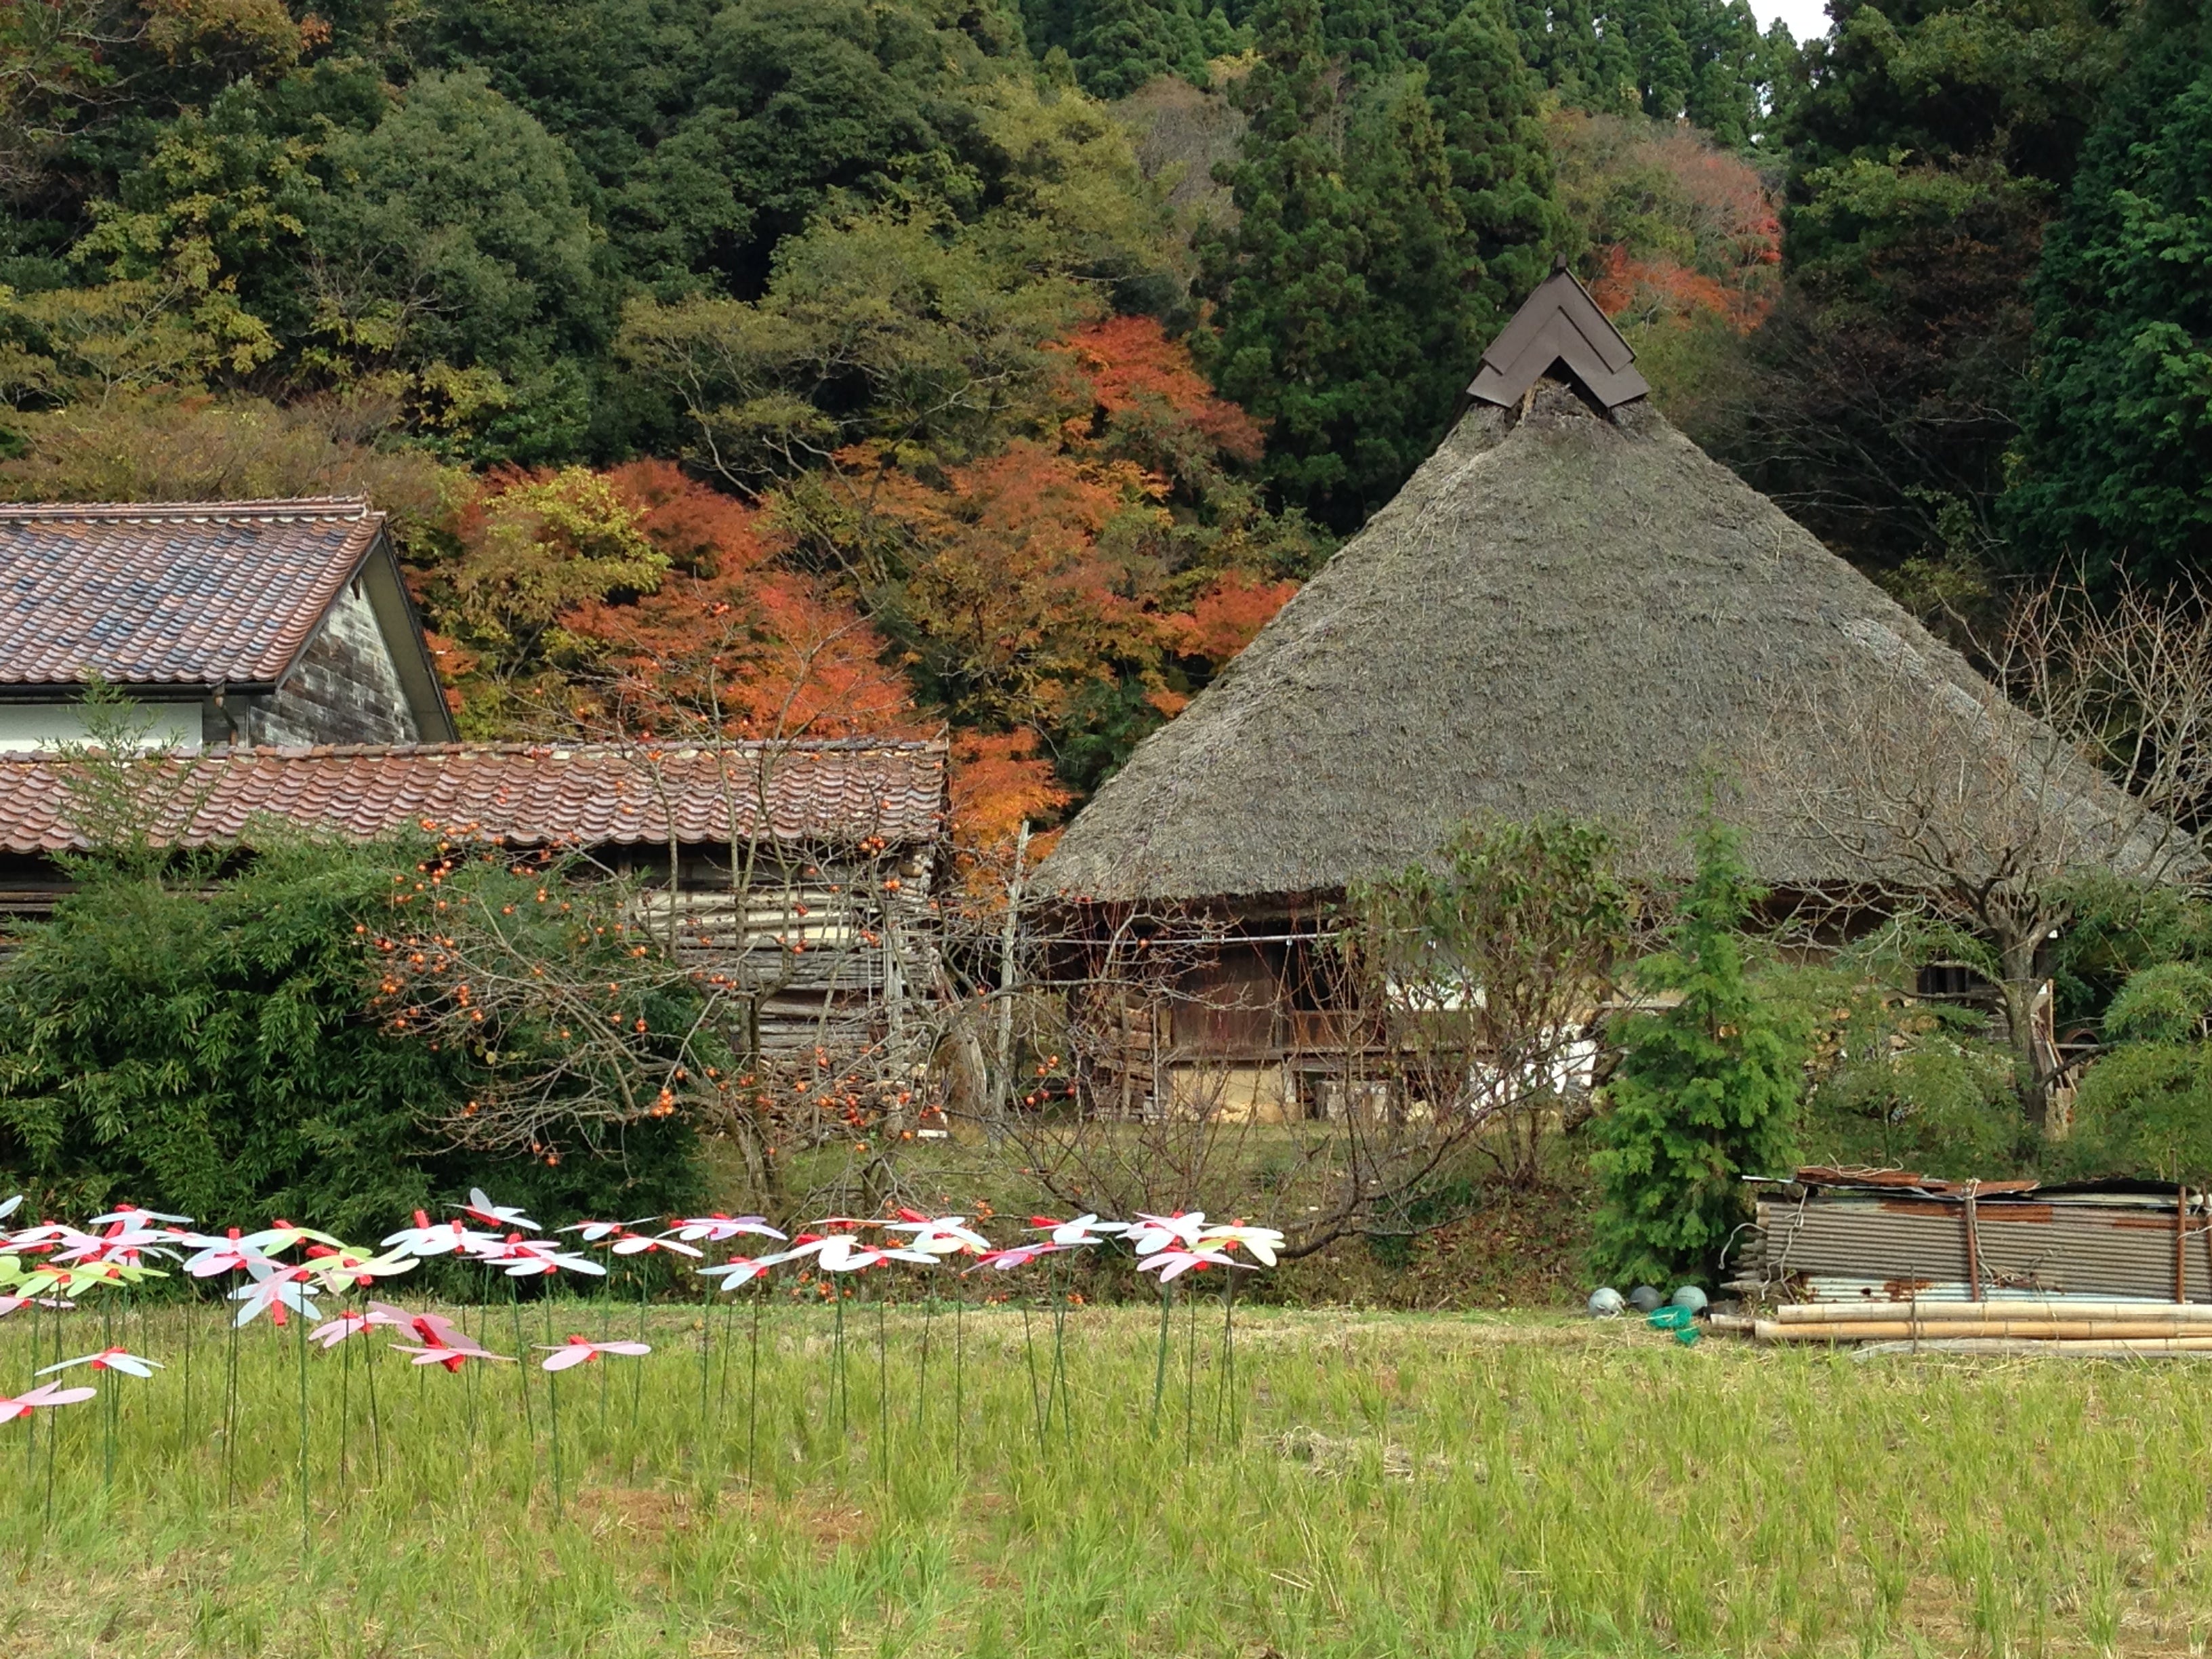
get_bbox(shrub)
[0,836,701,1235]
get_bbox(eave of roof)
[0,739,949,854]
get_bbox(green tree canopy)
[2005,0,2212,587]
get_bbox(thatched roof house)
[1038,267,2168,1118]
[1042,271,2156,906]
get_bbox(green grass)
[4,1294,2211,1656]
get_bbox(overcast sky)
[1744,0,1832,41]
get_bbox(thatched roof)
[1042,366,2168,906]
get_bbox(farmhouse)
[0,498,455,750]
[1038,265,2160,1119]
[0,497,948,1054]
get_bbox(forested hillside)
[0,0,2203,836]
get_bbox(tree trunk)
[1998,933,2051,1133]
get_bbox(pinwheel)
[968,1241,1066,1273]
[469,1233,609,1277]
[241,1221,346,1257]
[558,1217,659,1244]
[454,1188,540,1233]
[535,1334,651,1371]
[606,1231,702,1260]
[667,1213,787,1244]
[0,1380,95,1422]
[4,1221,100,1258]
[230,1260,322,1326]
[304,1242,419,1293]
[887,1212,992,1254]
[1028,1213,1129,1246]
[1195,1223,1286,1266]
[381,1210,491,1257]
[307,1307,411,1349]
[52,1224,184,1268]
[87,1204,192,1228]
[180,1229,277,1279]
[1126,1211,1208,1256]
[0,1193,20,1221]
[392,1328,514,1370]
[817,1234,937,1273]
[1136,1246,1247,1284]
[37,1345,163,1379]
[697,1255,775,1290]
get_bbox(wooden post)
[986,822,1030,1140]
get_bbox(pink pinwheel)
[453,1187,540,1233]
[53,1223,184,1268]
[1126,1212,1207,1256]
[667,1213,787,1244]
[181,1228,276,1279]
[966,1242,1067,1273]
[38,1345,163,1379]
[1027,1213,1129,1246]
[697,1255,775,1291]
[5,1221,99,1258]
[535,1334,651,1371]
[1136,1247,1251,1284]
[390,1311,513,1371]
[0,1380,96,1421]
[307,1306,412,1349]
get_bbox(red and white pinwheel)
[382,1308,512,1371]
[37,1345,163,1379]
[0,1380,96,1421]
[535,1334,652,1371]
[558,1218,659,1244]
[307,1307,412,1349]
[1195,1222,1285,1266]
[468,1233,607,1277]
[87,1204,192,1229]
[382,1211,504,1258]
[180,1228,277,1279]
[453,1188,541,1233]
[230,1259,322,1326]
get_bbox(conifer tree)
[1590,819,1804,1287]
[1070,0,1221,98]
[1427,0,1568,319]
[2005,0,2212,587]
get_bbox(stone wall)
[245,577,424,746]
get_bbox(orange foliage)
[563,465,919,741]
[1051,316,1265,466]
[947,729,1073,851]
[1176,569,1298,665]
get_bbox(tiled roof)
[0,499,385,687]
[0,741,947,853]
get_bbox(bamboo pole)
[1758,1317,2212,1343]
[1853,1336,2212,1357]
[1772,1300,2212,1325]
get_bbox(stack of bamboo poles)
[1751,1300,2212,1356]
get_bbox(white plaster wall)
[0,703,203,752]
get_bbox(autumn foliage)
[409,318,1304,848]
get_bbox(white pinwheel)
[1195,1223,1285,1266]
[1027,1213,1129,1247]
[697,1256,776,1291]
[382,1211,501,1258]
[667,1213,787,1244]
[886,1212,991,1254]
[87,1204,192,1228]
[1126,1212,1207,1256]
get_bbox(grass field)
[4,1296,2211,1657]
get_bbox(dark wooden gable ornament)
[1465,258,1650,411]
